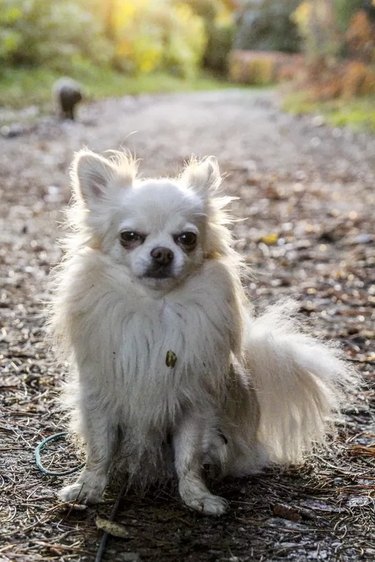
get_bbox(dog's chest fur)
[67,251,240,431]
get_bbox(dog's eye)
[120,231,145,248]
[175,231,197,250]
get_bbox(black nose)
[150,246,174,266]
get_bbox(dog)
[50,149,355,515]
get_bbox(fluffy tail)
[243,300,356,464]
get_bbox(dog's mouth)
[143,266,174,280]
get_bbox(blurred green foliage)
[0,0,112,70]
[334,0,375,32]
[284,1,375,131]
[334,0,363,31]
[108,0,207,78]
[234,0,301,53]
[0,0,235,80]
[284,91,375,133]
[292,0,375,63]
[182,0,235,72]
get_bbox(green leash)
[35,432,127,562]
[35,432,84,476]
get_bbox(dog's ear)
[72,150,115,204]
[181,156,221,196]
[71,149,134,206]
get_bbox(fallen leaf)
[95,517,131,538]
[260,232,279,245]
[273,503,302,522]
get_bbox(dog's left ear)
[181,156,221,197]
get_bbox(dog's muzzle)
[145,246,174,279]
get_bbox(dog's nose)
[150,246,174,266]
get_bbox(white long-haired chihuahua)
[51,150,354,515]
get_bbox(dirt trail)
[1,90,374,561]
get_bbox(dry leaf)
[95,517,130,538]
[260,232,279,245]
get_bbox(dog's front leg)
[59,403,117,505]
[173,414,227,515]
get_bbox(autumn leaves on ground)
[1,90,374,561]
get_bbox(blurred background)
[0,0,374,131]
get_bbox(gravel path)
[1,89,374,561]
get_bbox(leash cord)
[35,432,126,562]
[35,432,85,476]
[95,481,128,562]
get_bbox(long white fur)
[50,149,355,515]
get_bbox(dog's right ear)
[71,149,134,207]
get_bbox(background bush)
[229,50,304,85]
[0,0,112,71]
[291,0,375,100]
[110,0,206,78]
[234,0,301,54]
[182,0,235,72]
[292,0,375,64]
[0,0,236,79]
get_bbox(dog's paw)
[58,477,105,505]
[181,489,228,516]
[187,493,228,516]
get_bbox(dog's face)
[71,150,225,291]
[111,179,206,290]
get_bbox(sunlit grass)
[0,64,236,111]
[283,91,375,133]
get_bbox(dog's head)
[70,149,233,291]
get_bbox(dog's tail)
[243,300,356,464]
